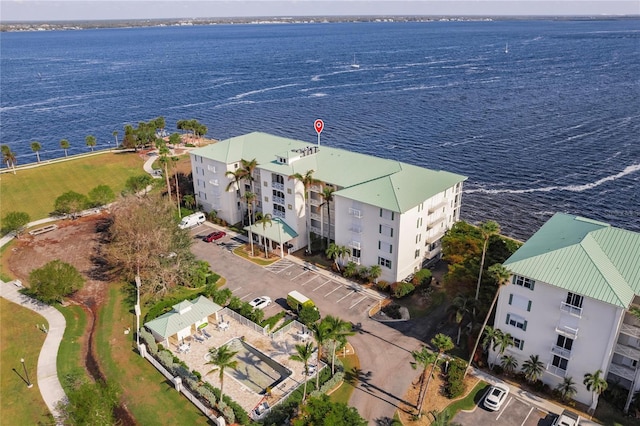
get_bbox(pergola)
[244,216,298,258]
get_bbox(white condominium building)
[189,132,466,283]
[491,213,640,411]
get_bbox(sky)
[1,0,638,22]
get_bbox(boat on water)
[351,54,360,69]
[504,43,509,54]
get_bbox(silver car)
[483,383,510,411]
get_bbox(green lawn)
[0,298,54,425]
[95,284,208,424]
[57,304,90,388]
[329,353,359,405]
[0,152,145,222]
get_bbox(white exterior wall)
[492,277,622,406]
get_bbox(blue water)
[1,20,639,239]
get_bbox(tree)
[54,191,89,217]
[521,354,544,384]
[447,294,476,345]
[491,330,513,369]
[244,191,256,256]
[412,334,454,418]
[481,326,500,353]
[88,184,115,207]
[27,260,84,304]
[290,342,314,402]
[319,186,335,248]
[500,354,518,376]
[428,409,458,426]
[584,369,608,412]
[311,320,332,390]
[324,315,354,374]
[256,212,273,258]
[474,221,501,302]
[124,174,153,196]
[58,375,119,426]
[299,305,320,326]
[112,130,119,147]
[206,344,239,404]
[85,134,97,152]
[1,211,31,238]
[225,168,245,223]
[465,263,511,377]
[240,158,259,213]
[183,194,195,210]
[60,139,70,157]
[288,170,321,254]
[157,140,173,204]
[556,376,578,402]
[293,395,367,426]
[411,346,437,418]
[1,145,17,174]
[31,141,42,163]
[326,243,349,272]
[368,264,382,283]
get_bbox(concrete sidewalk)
[469,367,601,425]
[1,280,66,424]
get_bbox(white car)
[249,296,272,310]
[483,383,510,411]
[552,409,580,426]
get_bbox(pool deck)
[169,316,320,414]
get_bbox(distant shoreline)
[2,15,638,32]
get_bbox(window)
[416,217,423,228]
[380,209,395,220]
[512,338,524,350]
[552,355,569,371]
[264,196,269,202]
[378,257,392,269]
[378,241,392,254]
[352,248,361,258]
[379,224,393,237]
[566,293,583,309]
[556,335,573,351]
[287,188,292,194]
[414,249,420,259]
[508,294,532,312]
[506,313,527,331]
[513,275,535,290]
[416,234,422,243]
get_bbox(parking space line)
[291,271,308,281]
[301,276,319,287]
[349,296,367,309]
[240,293,253,300]
[313,280,331,291]
[325,286,342,297]
[279,264,295,274]
[520,407,534,426]
[337,291,355,303]
[495,397,512,420]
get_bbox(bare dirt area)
[8,214,136,425]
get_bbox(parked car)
[249,296,272,310]
[552,409,580,426]
[483,383,510,411]
[203,231,226,242]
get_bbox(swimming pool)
[220,338,291,394]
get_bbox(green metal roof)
[144,295,222,338]
[504,213,640,308]
[191,132,467,213]
[244,216,298,244]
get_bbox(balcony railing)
[349,257,361,265]
[309,212,321,221]
[349,241,361,250]
[427,216,446,230]
[620,323,640,339]
[272,209,285,218]
[546,364,567,378]
[551,345,572,359]
[426,232,446,244]
[310,225,321,235]
[608,362,636,381]
[273,196,285,205]
[309,198,321,207]
[615,343,640,361]
[207,165,217,173]
[555,324,579,339]
[560,302,583,318]
[349,226,363,234]
[349,208,363,218]
[310,184,322,193]
[428,200,447,214]
[272,181,284,190]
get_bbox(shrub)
[26,260,84,304]
[382,304,402,319]
[298,305,320,325]
[139,329,157,354]
[377,280,390,292]
[391,281,415,298]
[413,269,433,287]
[261,311,286,329]
[228,296,243,310]
[445,358,467,399]
[206,273,221,285]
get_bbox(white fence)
[219,307,269,335]
[269,319,305,340]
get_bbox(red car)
[203,231,226,242]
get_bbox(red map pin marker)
[314,119,324,134]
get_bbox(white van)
[178,212,206,229]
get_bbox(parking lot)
[453,388,556,426]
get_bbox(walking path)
[0,280,66,424]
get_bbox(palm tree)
[288,170,321,254]
[481,326,500,353]
[183,194,195,210]
[256,212,273,258]
[324,315,355,374]
[465,263,511,377]
[326,243,342,272]
[500,354,518,376]
[290,342,314,402]
[368,264,382,284]
[2,145,17,174]
[584,369,608,412]
[474,220,501,302]
[205,344,239,404]
[225,169,245,224]
[244,191,257,256]
[157,141,173,204]
[112,130,119,148]
[491,330,513,369]
[556,376,578,402]
[521,354,544,384]
[31,141,42,163]
[311,320,332,390]
[240,158,258,216]
[85,134,97,152]
[319,186,335,248]
[429,409,455,426]
[60,139,70,157]
[411,346,438,418]
[171,156,180,214]
[447,294,476,345]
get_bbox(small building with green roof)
[190,132,466,282]
[491,213,640,411]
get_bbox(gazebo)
[144,295,223,346]
[244,216,298,258]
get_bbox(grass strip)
[56,304,90,389]
[445,380,489,415]
[328,353,360,405]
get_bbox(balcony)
[551,345,572,359]
[349,241,361,250]
[426,232,446,244]
[272,209,285,218]
[310,184,322,193]
[427,215,445,230]
[555,324,579,339]
[309,212,321,221]
[349,257,361,265]
[546,364,567,378]
[560,302,583,318]
[349,208,363,218]
[349,225,363,234]
[615,343,640,361]
[272,181,284,190]
[310,225,321,235]
[620,322,640,339]
[207,165,217,173]
[273,196,285,205]
[428,200,447,214]
[608,362,636,381]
